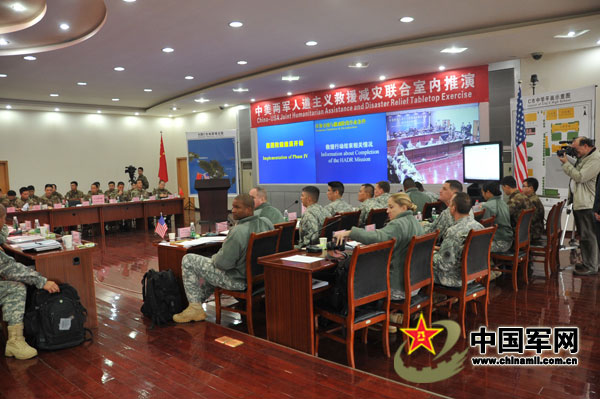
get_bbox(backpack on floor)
[141,269,184,327]
[24,283,92,351]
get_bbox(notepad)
[281,255,320,263]
[215,336,244,348]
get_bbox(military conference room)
[0,1,599,398]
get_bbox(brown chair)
[552,201,565,272]
[274,221,296,252]
[491,209,534,292]
[474,209,485,222]
[214,229,281,335]
[338,210,361,231]
[434,226,496,338]
[422,201,445,220]
[366,208,388,229]
[389,232,439,348]
[320,215,342,241]
[530,203,558,278]
[315,239,395,368]
[480,215,496,228]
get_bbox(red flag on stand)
[158,133,169,182]
[196,172,202,180]
[179,187,184,196]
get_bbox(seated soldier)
[104,181,117,199]
[173,194,274,323]
[38,184,60,207]
[522,177,545,243]
[481,181,513,252]
[27,185,40,204]
[152,180,171,199]
[358,183,379,226]
[249,186,284,224]
[297,186,329,248]
[424,180,474,239]
[114,181,130,202]
[14,187,33,210]
[433,193,484,287]
[323,181,353,217]
[0,204,60,359]
[403,177,430,214]
[1,190,17,207]
[64,181,85,201]
[415,181,438,202]
[84,182,105,202]
[373,181,391,208]
[500,176,533,229]
[129,179,149,200]
[51,184,63,202]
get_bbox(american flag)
[514,86,528,190]
[155,214,168,238]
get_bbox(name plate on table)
[288,212,297,221]
[178,227,191,238]
[109,199,117,204]
[72,231,81,244]
[43,223,50,230]
[31,205,41,211]
[148,195,156,201]
[80,202,88,206]
[92,195,105,205]
[168,195,175,199]
[25,221,31,230]
[53,203,64,209]
[131,197,140,202]
[6,207,15,213]
[216,221,228,233]
[365,224,376,232]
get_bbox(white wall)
[520,46,600,136]
[0,107,239,195]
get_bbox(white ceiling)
[0,0,599,117]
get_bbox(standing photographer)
[559,137,600,276]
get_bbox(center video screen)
[256,103,479,184]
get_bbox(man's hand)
[43,281,60,293]
[558,155,568,164]
[595,212,600,222]
[333,230,351,246]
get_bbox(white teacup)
[63,235,73,249]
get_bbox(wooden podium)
[194,178,230,226]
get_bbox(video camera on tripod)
[124,165,137,185]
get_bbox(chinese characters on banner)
[251,65,489,128]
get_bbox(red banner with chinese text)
[251,65,488,128]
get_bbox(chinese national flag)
[158,133,168,182]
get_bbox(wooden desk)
[259,250,336,355]
[2,241,98,329]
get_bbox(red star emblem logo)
[400,313,443,355]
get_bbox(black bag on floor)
[141,269,184,327]
[24,283,91,351]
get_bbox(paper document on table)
[181,236,227,248]
[345,240,361,249]
[7,235,45,244]
[281,255,320,263]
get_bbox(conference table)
[6,198,184,249]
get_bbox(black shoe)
[573,268,598,276]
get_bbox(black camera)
[124,165,137,185]
[556,141,577,158]
[326,240,346,251]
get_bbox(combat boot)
[5,324,38,360]
[173,303,206,323]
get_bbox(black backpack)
[141,269,184,327]
[24,283,91,351]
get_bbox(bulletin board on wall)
[510,86,596,196]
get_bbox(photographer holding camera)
[559,136,600,276]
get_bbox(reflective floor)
[1,230,598,399]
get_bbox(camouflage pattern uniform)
[152,188,171,198]
[181,215,274,303]
[423,191,438,202]
[405,187,431,214]
[374,193,390,209]
[28,195,40,205]
[433,216,484,287]
[0,225,8,245]
[424,207,475,239]
[64,190,85,201]
[128,188,149,200]
[51,192,64,203]
[506,191,532,229]
[358,197,380,227]
[482,195,513,252]
[0,250,47,325]
[83,192,105,203]
[38,195,59,207]
[87,189,103,195]
[1,198,18,208]
[298,203,329,247]
[114,190,130,202]
[138,175,150,190]
[527,193,545,243]
[14,197,34,209]
[324,198,353,217]
[255,202,284,224]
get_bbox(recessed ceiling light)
[171,106,177,111]
[305,41,318,46]
[54,108,60,112]
[0,74,7,78]
[282,75,300,81]
[229,21,243,28]
[223,104,229,107]
[59,23,70,30]
[399,16,414,23]
[49,93,59,97]
[250,98,256,102]
[114,66,125,71]
[194,98,210,103]
[348,62,368,68]
[5,105,12,109]
[441,47,467,54]
[162,47,174,53]
[233,88,249,92]
[10,3,26,12]
[122,0,136,2]
[438,65,446,71]
[0,38,9,46]
[23,55,36,61]
[192,110,197,113]
[135,112,139,115]
[77,82,87,86]
[379,75,386,81]
[184,75,194,80]
[287,92,292,96]
[112,98,120,102]
[329,83,335,89]
[143,88,152,92]
[553,29,589,39]
[237,60,248,65]
[97,110,101,113]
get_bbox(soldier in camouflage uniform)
[522,177,545,243]
[38,184,60,207]
[374,181,391,209]
[416,182,438,202]
[64,181,85,201]
[249,186,284,224]
[358,183,380,226]
[404,178,431,214]
[50,184,64,203]
[27,185,40,205]
[481,181,513,252]
[173,194,274,323]
[323,181,353,217]
[129,179,149,200]
[83,182,105,202]
[112,181,130,202]
[104,181,117,199]
[152,180,171,199]
[0,204,60,359]
[14,187,33,210]
[500,176,533,229]
[137,167,150,190]
[424,180,473,239]
[297,186,329,248]
[0,224,8,245]
[433,193,484,287]
[1,191,17,208]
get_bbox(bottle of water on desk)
[34,219,40,233]
[283,209,289,222]
[13,216,18,230]
[431,208,437,221]
[190,222,196,238]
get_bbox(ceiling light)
[122,0,136,2]
[112,98,120,102]
[168,114,173,117]
[162,47,174,53]
[597,39,600,45]
[305,41,318,46]
[329,84,335,89]
[0,38,9,46]
[5,105,12,109]
[194,98,209,103]
[59,23,70,31]
[287,92,292,96]
[10,3,26,12]
[379,75,386,81]
[97,110,101,113]
[441,47,467,54]
[348,62,368,68]
[282,75,300,81]
[49,93,59,97]
[23,55,36,61]
[143,88,152,92]
[77,82,87,86]
[114,66,125,71]
[171,106,177,111]
[250,98,256,102]
[438,65,446,71]
[229,21,243,28]
[223,104,229,107]
[54,108,60,112]
[553,30,589,39]
[233,88,248,92]
[184,75,194,80]
[0,74,7,78]
[135,112,139,115]
[192,110,197,113]
[237,60,247,65]
[399,16,414,23]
